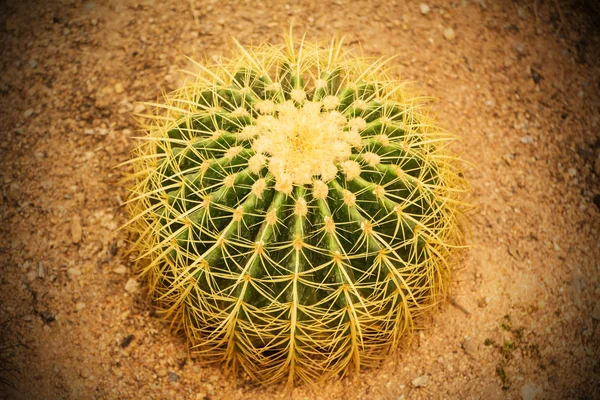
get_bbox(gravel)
[443,27,456,40]
[412,375,430,388]
[520,136,533,144]
[125,278,139,294]
[120,334,135,349]
[168,371,180,382]
[71,215,83,244]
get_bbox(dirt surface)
[1,0,599,399]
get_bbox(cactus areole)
[127,35,468,385]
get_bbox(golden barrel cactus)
[126,34,468,385]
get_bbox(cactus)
[126,35,468,385]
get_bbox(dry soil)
[1,0,599,399]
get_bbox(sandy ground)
[1,0,599,399]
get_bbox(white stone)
[133,103,146,114]
[23,108,34,118]
[520,136,533,144]
[443,27,456,40]
[125,278,139,294]
[412,375,429,388]
[113,265,127,275]
[71,215,83,244]
[67,267,81,279]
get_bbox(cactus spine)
[126,35,468,385]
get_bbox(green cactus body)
[127,36,467,385]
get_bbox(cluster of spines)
[126,36,468,385]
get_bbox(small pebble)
[412,375,429,388]
[26,270,37,282]
[443,27,456,40]
[113,265,127,275]
[8,182,22,201]
[67,267,81,279]
[23,108,34,119]
[462,337,476,355]
[39,310,55,323]
[419,3,430,15]
[71,215,83,244]
[567,168,577,177]
[537,299,546,310]
[478,296,490,308]
[133,103,145,114]
[514,43,525,54]
[109,241,118,256]
[591,304,600,321]
[125,278,139,294]
[37,261,45,279]
[76,302,86,311]
[120,334,135,348]
[530,68,542,84]
[156,367,168,378]
[577,146,593,160]
[168,371,180,382]
[114,83,125,94]
[520,136,533,144]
